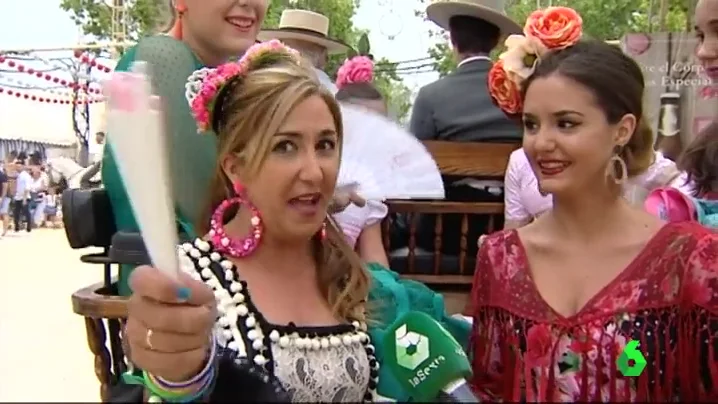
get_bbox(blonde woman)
[102,1,370,292]
[121,42,470,402]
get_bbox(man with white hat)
[259,9,352,94]
[410,0,523,257]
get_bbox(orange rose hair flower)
[487,6,583,116]
[524,6,583,50]
[487,60,522,116]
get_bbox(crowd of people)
[69,0,718,402]
[0,151,62,237]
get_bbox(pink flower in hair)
[189,39,301,132]
[336,56,374,89]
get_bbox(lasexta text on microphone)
[381,311,479,402]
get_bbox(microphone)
[381,311,478,402]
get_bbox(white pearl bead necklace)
[178,239,379,402]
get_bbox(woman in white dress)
[333,56,390,266]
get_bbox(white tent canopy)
[0,96,106,146]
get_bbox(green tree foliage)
[263,0,412,121]
[417,0,692,77]
[59,0,167,41]
[60,0,412,120]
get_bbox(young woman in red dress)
[470,7,718,402]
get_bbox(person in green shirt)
[102,0,270,295]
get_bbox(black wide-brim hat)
[427,0,522,37]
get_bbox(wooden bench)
[71,251,128,402]
[382,141,520,314]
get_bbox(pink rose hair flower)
[336,56,374,89]
[188,39,301,133]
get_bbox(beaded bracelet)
[144,365,215,403]
[122,334,218,402]
[152,338,218,389]
[142,335,218,402]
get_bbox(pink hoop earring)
[233,181,244,196]
[209,182,262,257]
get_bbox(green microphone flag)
[382,311,472,401]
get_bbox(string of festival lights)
[72,49,114,73]
[0,86,103,104]
[0,55,104,93]
[0,49,116,104]
[0,39,435,106]
[0,74,86,97]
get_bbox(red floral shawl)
[469,222,717,402]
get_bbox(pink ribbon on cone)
[103,72,146,112]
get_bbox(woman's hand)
[125,265,217,382]
[329,190,366,214]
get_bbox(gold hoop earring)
[606,146,628,185]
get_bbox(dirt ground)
[0,228,103,401]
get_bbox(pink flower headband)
[336,56,374,89]
[488,6,583,116]
[185,39,301,133]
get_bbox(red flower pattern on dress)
[469,222,718,402]
[526,324,553,367]
[591,278,648,313]
[567,330,597,354]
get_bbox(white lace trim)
[271,340,371,401]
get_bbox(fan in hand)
[103,62,180,279]
[338,104,444,201]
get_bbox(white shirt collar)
[457,55,492,68]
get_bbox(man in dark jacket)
[407,0,523,257]
[411,0,522,143]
